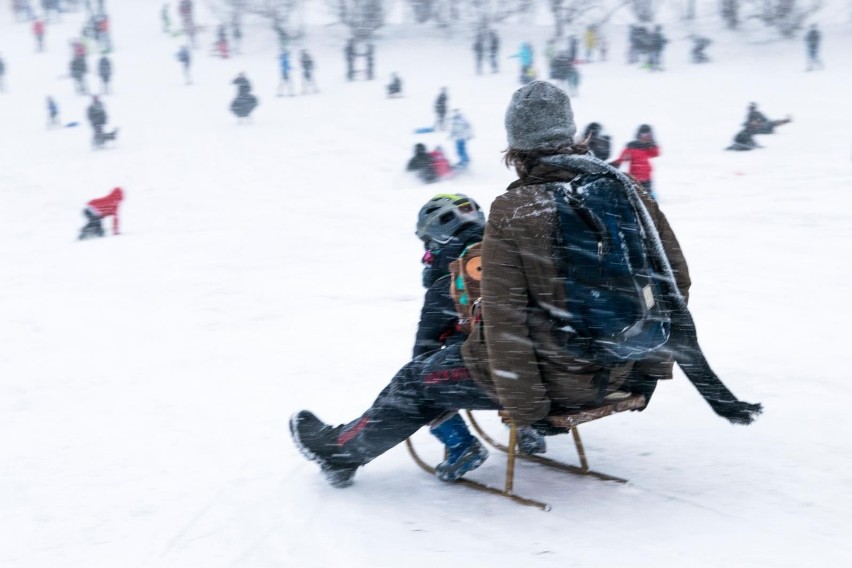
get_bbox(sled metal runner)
[406,393,647,511]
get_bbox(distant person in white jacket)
[448,109,473,168]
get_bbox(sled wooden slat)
[404,439,551,511]
[407,394,646,510]
[547,394,649,429]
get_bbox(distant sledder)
[726,123,761,151]
[726,103,791,150]
[744,102,791,134]
[406,143,456,184]
[79,187,124,240]
[230,72,259,122]
[386,73,402,98]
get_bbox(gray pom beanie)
[504,81,576,150]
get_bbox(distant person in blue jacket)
[277,49,294,96]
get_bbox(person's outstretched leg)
[291,344,499,486]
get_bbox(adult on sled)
[79,187,123,240]
[290,81,760,489]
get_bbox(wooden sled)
[406,393,647,511]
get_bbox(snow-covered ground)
[1,2,851,567]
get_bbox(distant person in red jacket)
[429,146,454,180]
[79,187,124,240]
[610,123,659,199]
[33,18,45,52]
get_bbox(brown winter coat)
[462,165,691,425]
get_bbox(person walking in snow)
[433,87,448,130]
[647,25,667,71]
[79,187,123,240]
[448,109,473,168]
[277,49,294,96]
[160,3,171,34]
[86,94,116,148]
[176,45,192,84]
[365,42,375,81]
[610,124,660,199]
[178,0,196,48]
[70,54,88,95]
[231,17,242,55]
[46,96,60,127]
[299,49,318,94]
[805,24,823,71]
[33,17,46,52]
[583,26,597,62]
[488,29,500,73]
[344,39,356,81]
[215,24,230,59]
[97,54,112,94]
[473,31,485,74]
[509,41,534,84]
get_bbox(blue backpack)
[552,175,670,365]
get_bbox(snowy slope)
[1,3,851,568]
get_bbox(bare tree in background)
[547,0,630,37]
[753,0,822,36]
[467,0,536,30]
[630,0,660,22]
[549,0,600,37]
[720,0,740,28]
[719,0,822,36]
[206,0,305,42]
[327,0,388,39]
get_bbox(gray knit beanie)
[504,81,576,150]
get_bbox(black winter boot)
[290,410,361,488]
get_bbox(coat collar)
[506,163,579,191]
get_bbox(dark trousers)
[336,343,500,465]
[79,208,104,239]
[92,125,104,147]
